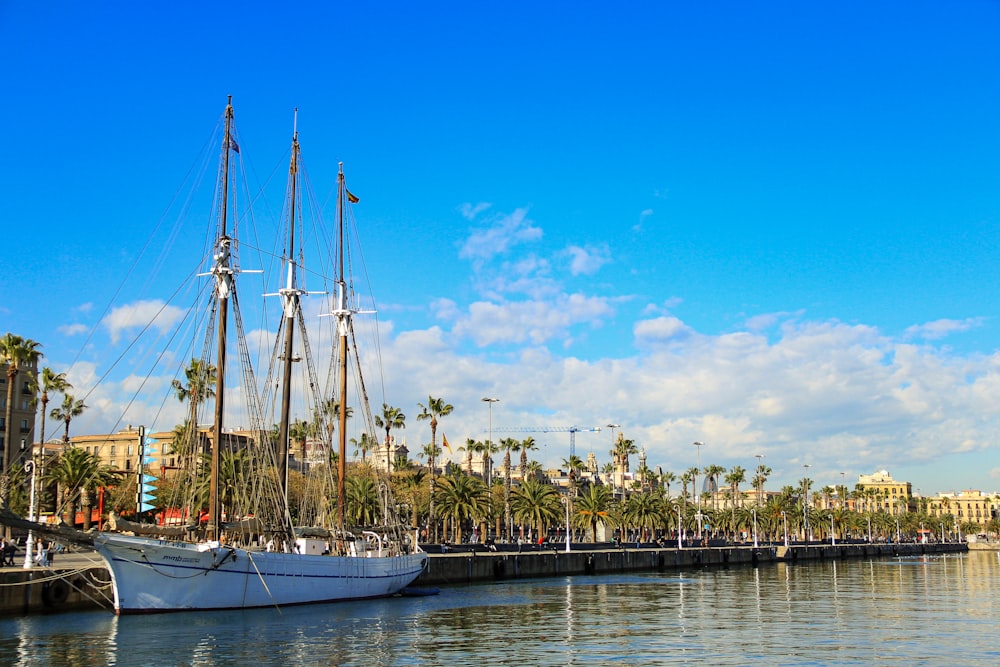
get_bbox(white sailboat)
[87,98,427,613]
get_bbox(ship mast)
[276,110,304,510]
[207,96,235,541]
[335,163,349,533]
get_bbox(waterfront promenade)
[0,540,967,616]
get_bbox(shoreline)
[0,541,969,616]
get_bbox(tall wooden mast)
[336,162,349,533]
[207,96,235,541]
[275,111,303,508]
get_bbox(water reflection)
[1,552,998,666]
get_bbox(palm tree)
[346,475,381,526]
[45,446,119,528]
[623,489,667,543]
[289,418,312,471]
[500,437,518,540]
[575,484,614,542]
[351,432,376,462]
[374,403,405,474]
[753,463,772,506]
[612,435,639,497]
[416,396,453,542]
[460,438,477,475]
[679,470,692,536]
[660,470,676,498]
[1,333,42,511]
[171,358,217,456]
[34,367,71,454]
[513,437,538,481]
[434,472,488,543]
[563,455,585,494]
[726,466,746,509]
[686,466,701,505]
[416,395,452,475]
[50,394,87,448]
[704,464,726,510]
[510,477,562,543]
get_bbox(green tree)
[513,437,538,481]
[50,394,87,448]
[289,418,314,472]
[704,464,726,510]
[346,475,381,527]
[33,367,71,453]
[374,404,406,474]
[725,466,746,509]
[45,446,120,529]
[510,477,562,542]
[623,489,667,543]
[434,472,488,543]
[575,484,614,542]
[416,396,453,541]
[171,359,216,457]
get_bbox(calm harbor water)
[1,550,998,666]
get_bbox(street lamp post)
[482,397,499,543]
[693,442,704,539]
[754,454,764,507]
[607,423,620,497]
[831,513,836,546]
[22,458,38,569]
[562,496,571,553]
[752,507,758,548]
[481,397,499,483]
[782,510,789,547]
[802,464,812,543]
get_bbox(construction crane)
[488,426,602,460]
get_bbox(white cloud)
[458,202,492,221]
[633,316,693,345]
[452,294,614,347]
[459,208,542,262]
[634,208,653,232]
[102,300,186,344]
[58,323,89,336]
[563,244,611,276]
[904,318,983,340]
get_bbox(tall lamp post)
[754,454,764,507]
[781,510,789,547]
[752,507,759,548]
[482,397,499,543]
[693,441,704,539]
[562,496,572,553]
[22,458,38,569]
[481,397,499,482]
[607,423,620,496]
[802,463,812,543]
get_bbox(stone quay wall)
[412,542,967,586]
[0,542,967,616]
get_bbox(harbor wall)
[0,542,968,616]
[0,564,110,616]
[412,542,967,586]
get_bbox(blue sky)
[2,1,999,497]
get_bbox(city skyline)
[1,2,999,495]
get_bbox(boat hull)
[93,533,428,614]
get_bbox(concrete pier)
[411,542,966,587]
[0,542,967,616]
